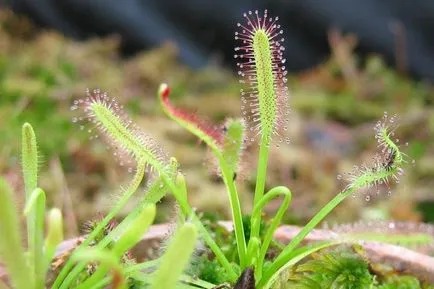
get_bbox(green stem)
[259,241,342,289]
[159,88,246,270]
[258,188,353,286]
[57,163,236,288]
[100,179,166,242]
[216,153,247,268]
[250,138,270,242]
[151,223,197,289]
[253,186,291,280]
[53,161,146,289]
[71,248,127,289]
[75,205,155,289]
[56,177,160,289]
[106,258,159,289]
[161,175,238,281]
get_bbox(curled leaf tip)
[159,83,170,99]
[158,83,225,146]
[339,112,405,194]
[46,208,64,249]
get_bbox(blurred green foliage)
[1,9,434,231]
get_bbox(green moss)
[287,249,374,289]
[377,275,421,289]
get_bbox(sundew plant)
[0,9,423,289]
[0,123,201,289]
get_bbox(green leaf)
[53,161,147,289]
[159,84,247,269]
[21,123,45,288]
[75,204,156,289]
[112,204,156,256]
[158,83,223,151]
[45,208,64,273]
[83,90,170,174]
[23,188,46,289]
[21,122,38,198]
[251,29,277,143]
[151,223,198,289]
[0,177,33,289]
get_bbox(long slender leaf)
[0,177,33,289]
[75,204,156,289]
[21,123,42,288]
[23,188,46,289]
[151,223,198,289]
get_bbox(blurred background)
[1,0,434,238]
